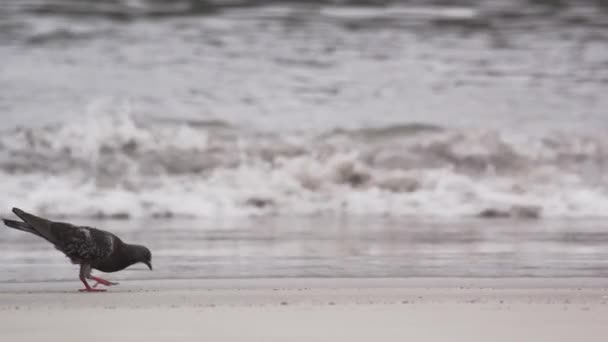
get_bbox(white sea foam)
[1,108,608,219]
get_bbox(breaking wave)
[2,108,608,219]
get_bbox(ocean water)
[1,1,608,281]
[1,1,608,220]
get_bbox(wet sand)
[1,278,607,341]
[4,217,608,282]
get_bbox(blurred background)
[0,0,607,282]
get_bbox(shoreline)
[2,277,608,293]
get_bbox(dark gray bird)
[2,208,152,292]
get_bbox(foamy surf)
[1,108,608,220]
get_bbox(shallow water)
[1,217,608,282]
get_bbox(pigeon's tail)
[12,208,50,227]
[11,208,55,242]
[2,218,42,237]
[3,218,30,230]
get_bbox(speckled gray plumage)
[59,226,116,263]
[6,209,117,264]
[2,208,152,290]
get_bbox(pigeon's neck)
[119,243,141,267]
[91,240,140,273]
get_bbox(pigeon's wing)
[11,208,115,261]
[59,227,116,262]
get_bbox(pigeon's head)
[132,245,153,270]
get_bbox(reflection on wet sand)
[1,217,607,282]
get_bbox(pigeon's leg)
[90,275,119,287]
[78,264,106,292]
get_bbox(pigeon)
[2,208,152,292]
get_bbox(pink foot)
[79,275,107,292]
[78,288,107,292]
[90,276,119,287]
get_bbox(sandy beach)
[1,278,607,342]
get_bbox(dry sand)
[1,278,608,342]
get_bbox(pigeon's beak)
[145,261,153,270]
